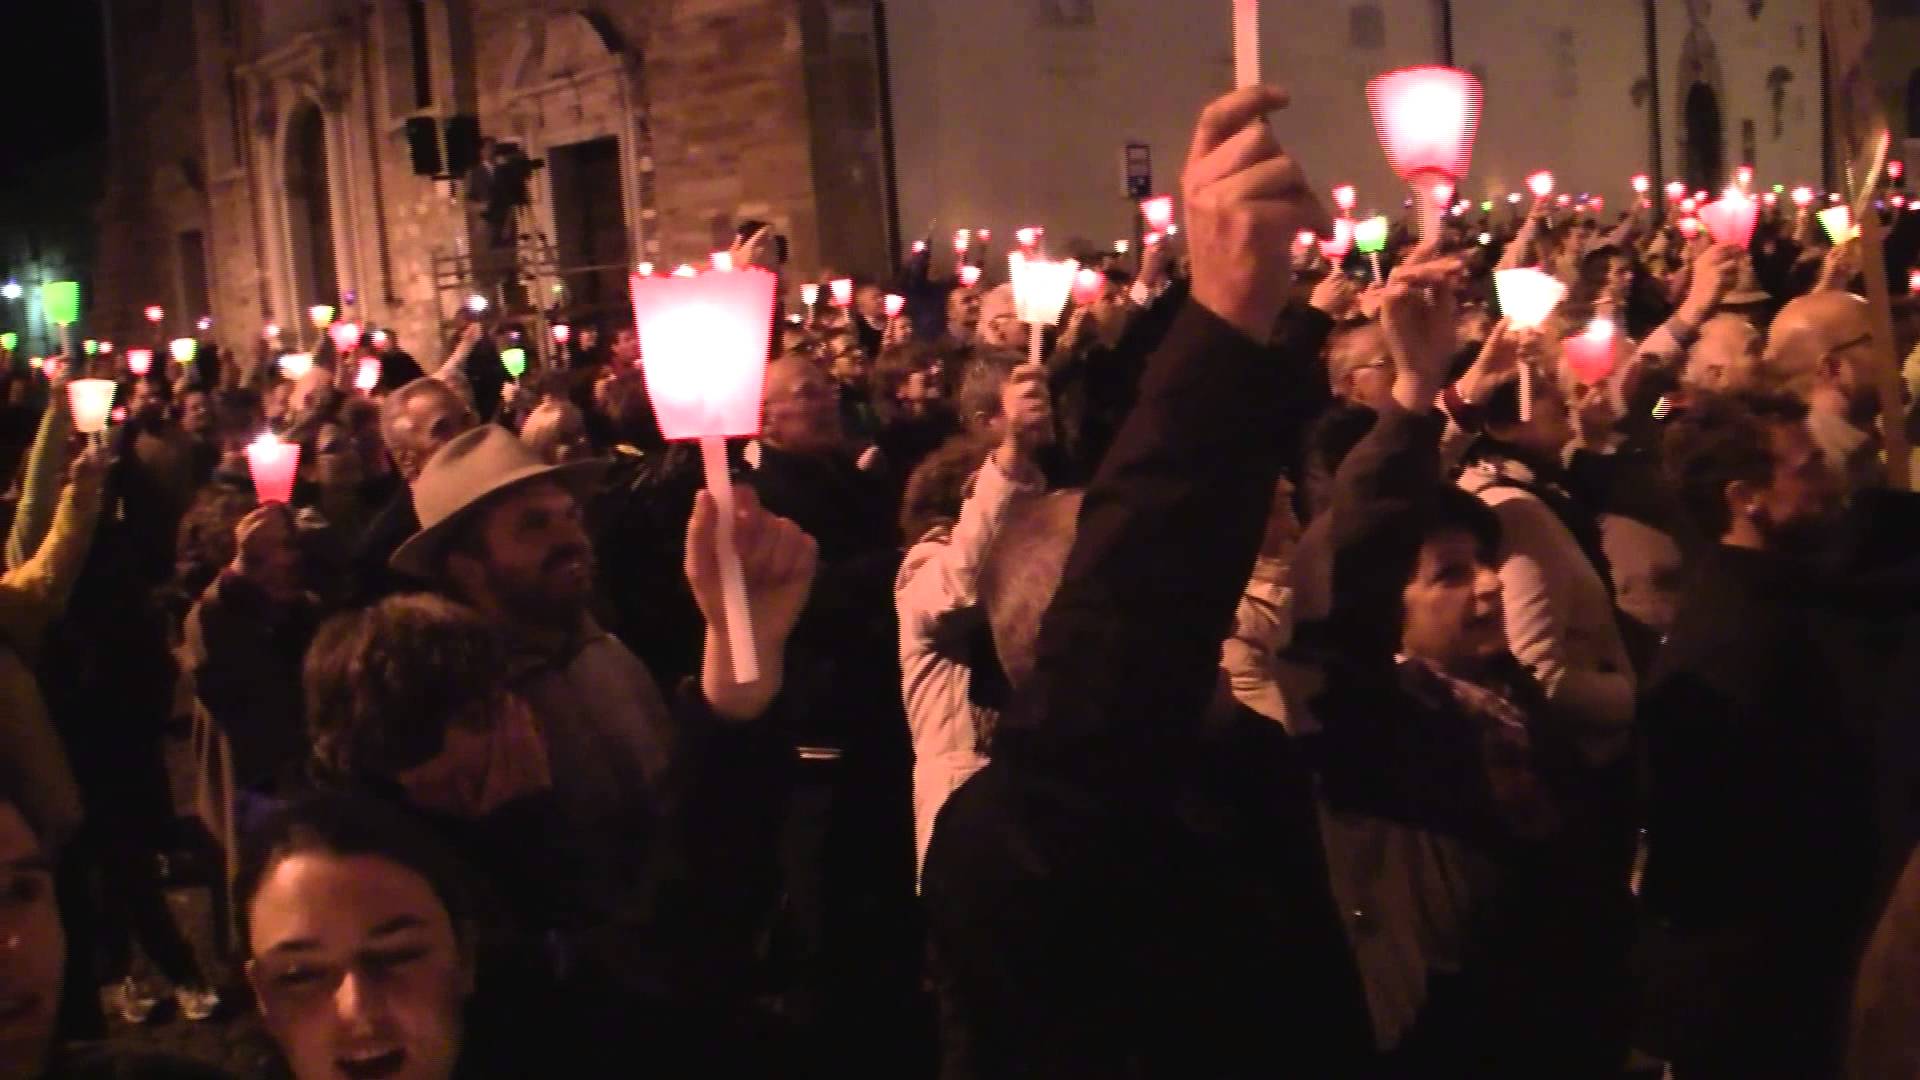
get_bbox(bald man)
[1682,313,1764,394]
[1763,291,1886,491]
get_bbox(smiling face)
[0,803,61,1080]
[1399,529,1505,676]
[247,852,469,1080]
[447,479,596,630]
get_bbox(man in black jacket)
[921,84,1371,1077]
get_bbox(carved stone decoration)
[1767,66,1795,139]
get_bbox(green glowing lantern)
[170,337,198,364]
[500,347,527,379]
[41,281,79,327]
[1479,200,1493,212]
[0,332,16,354]
[1354,216,1391,255]
[83,339,98,356]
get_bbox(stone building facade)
[93,0,893,365]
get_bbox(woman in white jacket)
[895,358,1052,881]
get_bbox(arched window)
[284,103,339,318]
[1684,82,1724,192]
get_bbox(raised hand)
[1182,85,1332,344]
[1378,251,1466,410]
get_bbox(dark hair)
[233,792,474,954]
[899,431,995,542]
[304,595,509,782]
[870,341,949,411]
[1301,403,1379,521]
[0,767,45,851]
[956,349,1025,426]
[174,483,259,598]
[1329,484,1501,663]
[1662,390,1809,540]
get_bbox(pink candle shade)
[246,433,301,506]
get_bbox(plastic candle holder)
[328,321,361,356]
[883,294,906,319]
[628,266,783,686]
[144,304,165,324]
[1697,188,1759,250]
[0,332,15,354]
[82,340,98,356]
[1666,181,1687,202]
[1320,218,1356,263]
[829,279,853,307]
[1071,268,1105,306]
[1492,267,1567,330]
[246,433,300,506]
[308,305,335,329]
[1631,175,1650,194]
[464,295,488,315]
[43,282,80,327]
[954,229,971,256]
[958,266,982,288]
[1563,318,1618,385]
[355,357,382,393]
[552,324,572,345]
[1366,65,1482,240]
[127,349,154,376]
[278,353,314,381]
[500,348,527,380]
[800,283,819,307]
[1141,196,1175,230]
[1527,172,1555,199]
[1817,206,1856,244]
[67,379,116,435]
[1354,216,1390,255]
[1332,185,1357,214]
[170,338,197,364]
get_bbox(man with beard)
[392,426,816,992]
[1636,390,1877,1077]
[1761,290,1889,493]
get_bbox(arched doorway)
[1684,82,1724,192]
[284,103,339,326]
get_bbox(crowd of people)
[4,80,1920,1078]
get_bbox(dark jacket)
[181,571,319,791]
[922,301,1372,1078]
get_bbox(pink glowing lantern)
[1332,185,1357,214]
[912,240,928,255]
[628,265,781,684]
[1909,269,1920,295]
[1527,171,1555,200]
[1141,196,1175,231]
[829,278,853,307]
[111,407,126,425]
[800,283,819,308]
[1556,193,1573,207]
[246,432,300,506]
[977,229,991,244]
[355,357,381,393]
[1697,188,1760,250]
[1295,229,1318,253]
[67,379,116,436]
[954,229,972,256]
[883,293,905,319]
[1563,317,1619,385]
[1891,160,1906,182]
[1016,227,1043,252]
[1665,180,1686,202]
[1736,164,1754,189]
[1320,218,1356,262]
[263,323,282,342]
[1763,191,1780,208]
[278,353,314,381]
[958,265,982,288]
[98,341,113,355]
[328,321,361,356]
[126,348,153,376]
[671,265,698,279]
[1493,267,1567,331]
[1366,65,1482,239]
[551,323,572,346]
[1143,230,1164,248]
[1791,186,1815,209]
[370,329,390,349]
[1072,267,1105,306]
[1676,217,1703,240]
[1680,197,1698,214]
[144,305,164,324]
[1631,174,1650,195]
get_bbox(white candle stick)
[1233,0,1261,89]
[701,435,760,686]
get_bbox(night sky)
[0,4,109,185]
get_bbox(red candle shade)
[1563,317,1619,385]
[1016,227,1042,251]
[1528,171,1555,200]
[1589,195,1606,214]
[628,265,780,685]
[829,278,853,307]
[1320,218,1356,262]
[1736,165,1754,189]
[912,241,928,255]
[144,305,164,324]
[370,330,390,349]
[552,324,572,346]
[1890,160,1906,181]
[1791,186,1815,208]
[1332,185,1357,214]
[1909,269,1920,295]
[977,229,992,243]
[1631,174,1650,194]
[126,348,153,376]
[954,229,972,256]
[98,341,113,355]
[1677,217,1702,240]
[1141,196,1175,230]
[1366,65,1481,241]
[1697,188,1759,249]
[1666,181,1686,202]
[246,432,300,506]
[328,321,361,356]
[884,293,905,319]
[958,265,982,288]
[1072,267,1105,306]
[355,357,382,393]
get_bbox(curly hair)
[1661,390,1809,542]
[899,431,996,542]
[304,594,508,783]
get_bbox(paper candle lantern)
[1072,267,1105,306]
[371,330,389,348]
[1353,216,1389,255]
[628,266,782,685]
[82,340,97,356]
[308,304,335,329]
[552,324,572,346]
[1493,268,1567,331]
[1563,318,1619,385]
[0,332,15,353]
[911,241,928,255]
[355,357,382,393]
[958,265,982,288]
[1332,185,1357,214]
[245,432,300,506]
[1676,217,1702,240]
[278,353,313,381]
[1016,227,1042,251]
[829,279,853,307]
[800,283,819,307]
[954,229,972,256]
[1790,186,1814,208]
[1320,218,1356,262]
[1891,160,1906,181]
[1817,206,1856,244]
[170,338,197,364]
[1141,196,1175,230]
[1909,269,1920,295]
[636,262,655,278]
[1527,171,1555,199]
[1631,174,1650,194]
[1294,229,1318,252]
[1697,188,1760,250]
[67,379,116,436]
[1008,254,1079,329]
[328,321,361,356]
[883,294,905,319]
[42,282,80,327]
[1366,66,1482,240]
[144,304,164,324]
[711,251,734,272]
[99,341,113,355]
[1735,165,1754,189]
[500,347,527,380]
[1666,181,1686,202]
[127,348,154,376]
[464,295,488,315]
